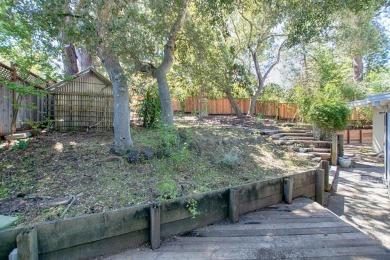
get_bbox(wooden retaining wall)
[0,168,325,260]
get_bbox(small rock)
[231,138,242,145]
[189,141,201,156]
[222,139,229,145]
[141,146,155,160]
[177,129,187,141]
[127,148,141,163]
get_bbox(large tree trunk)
[225,89,243,118]
[198,90,203,120]
[248,52,264,116]
[353,56,363,82]
[155,67,174,125]
[63,43,79,75]
[98,46,133,153]
[248,41,285,116]
[154,0,188,125]
[248,87,263,116]
[76,47,94,70]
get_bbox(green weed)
[186,199,200,218]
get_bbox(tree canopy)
[1,0,389,152]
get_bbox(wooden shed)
[0,62,47,136]
[47,67,114,131]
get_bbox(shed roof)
[47,67,111,92]
[348,92,390,109]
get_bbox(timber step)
[291,140,332,148]
[279,129,311,134]
[312,152,331,160]
[271,133,313,140]
[310,148,331,153]
[281,136,314,141]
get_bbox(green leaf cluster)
[308,102,351,132]
[138,85,161,128]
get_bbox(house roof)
[47,67,111,92]
[348,92,390,109]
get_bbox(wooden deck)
[106,197,390,259]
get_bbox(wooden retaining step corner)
[259,129,280,135]
[5,132,32,140]
[271,133,286,140]
[312,152,331,160]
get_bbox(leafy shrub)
[139,85,161,128]
[308,102,350,132]
[156,178,179,200]
[11,140,28,151]
[217,149,240,168]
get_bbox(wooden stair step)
[279,129,310,134]
[293,140,332,148]
[284,136,314,140]
[312,152,331,160]
[296,152,315,158]
[273,140,286,145]
[271,133,286,140]
[310,148,331,153]
[271,132,314,140]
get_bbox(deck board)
[106,197,390,259]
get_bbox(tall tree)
[76,46,94,70]
[153,0,188,125]
[11,0,139,153]
[231,1,287,116]
[332,8,388,82]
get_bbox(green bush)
[308,102,350,132]
[156,178,179,200]
[139,85,161,128]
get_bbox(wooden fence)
[179,98,366,122]
[180,98,299,120]
[343,129,373,144]
[0,166,327,260]
[0,63,48,136]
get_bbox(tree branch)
[238,11,253,50]
[251,50,264,87]
[158,0,188,74]
[263,40,287,80]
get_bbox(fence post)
[331,134,338,166]
[315,169,325,205]
[321,160,330,191]
[229,189,239,223]
[150,204,160,249]
[338,134,344,158]
[17,227,38,260]
[283,178,293,204]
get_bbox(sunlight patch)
[54,142,63,152]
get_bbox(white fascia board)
[348,92,390,108]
